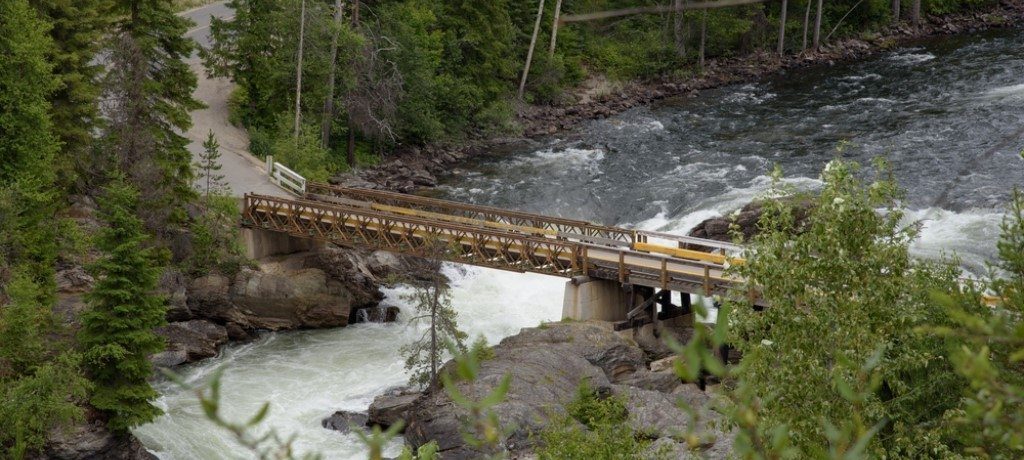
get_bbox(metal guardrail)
[265,155,307,196]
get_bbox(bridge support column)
[241,228,323,260]
[561,276,630,321]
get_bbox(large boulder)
[404,322,648,458]
[187,267,353,331]
[321,411,369,434]
[40,421,156,460]
[402,321,733,459]
[152,320,229,366]
[687,198,814,245]
[368,389,422,428]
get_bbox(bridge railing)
[265,155,307,195]
[304,182,634,246]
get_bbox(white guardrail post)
[265,155,307,196]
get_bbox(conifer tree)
[195,130,226,199]
[103,0,201,230]
[0,0,60,297]
[79,178,167,432]
[29,0,113,189]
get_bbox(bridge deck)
[242,193,754,302]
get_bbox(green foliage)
[0,0,60,293]
[536,383,648,459]
[0,273,91,458]
[270,120,333,181]
[79,179,167,432]
[103,0,201,226]
[726,159,970,456]
[469,335,495,362]
[29,0,113,190]
[196,130,226,199]
[187,194,247,277]
[923,188,1024,458]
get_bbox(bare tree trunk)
[550,0,563,57]
[293,0,307,142]
[777,0,788,56]
[892,0,900,23]
[429,279,439,391]
[911,0,920,26]
[699,9,707,72]
[346,122,356,166]
[674,0,686,57]
[352,0,359,23]
[802,0,811,51]
[518,0,546,100]
[812,0,823,50]
[321,0,344,148]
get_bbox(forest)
[0,0,1022,458]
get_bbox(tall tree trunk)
[429,279,439,391]
[550,0,563,57]
[321,0,344,148]
[812,0,823,50]
[777,0,788,56]
[802,0,811,51]
[699,9,707,73]
[293,0,306,142]
[892,0,901,23]
[674,0,686,57]
[518,0,546,100]
[911,0,920,25]
[346,122,356,167]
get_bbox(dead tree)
[802,0,812,51]
[344,30,403,166]
[674,0,688,57]
[892,0,900,23]
[911,0,920,25]
[550,0,563,57]
[699,9,707,72]
[812,0,823,50]
[293,0,307,142]
[321,0,345,148]
[778,0,788,56]
[518,0,546,100]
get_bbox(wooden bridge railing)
[305,182,635,246]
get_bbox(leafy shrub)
[537,383,648,459]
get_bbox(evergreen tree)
[0,274,89,457]
[30,0,113,190]
[0,0,60,297]
[103,0,201,230]
[195,129,226,199]
[399,243,467,391]
[79,178,167,432]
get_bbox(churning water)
[137,29,1024,458]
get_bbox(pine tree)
[103,0,201,229]
[29,0,113,190]
[0,0,60,297]
[399,242,467,391]
[79,178,167,432]
[195,130,226,199]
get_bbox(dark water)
[439,29,1024,272]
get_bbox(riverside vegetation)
[1,0,1023,458]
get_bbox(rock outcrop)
[40,421,156,460]
[151,320,230,367]
[322,411,369,434]
[401,321,732,459]
[367,388,422,429]
[687,198,814,244]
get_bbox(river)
[135,29,1024,458]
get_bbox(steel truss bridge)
[241,183,757,308]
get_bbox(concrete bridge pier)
[241,228,323,260]
[561,276,631,321]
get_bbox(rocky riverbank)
[338,0,1024,193]
[325,321,732,459]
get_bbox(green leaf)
[247,403,270,426]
